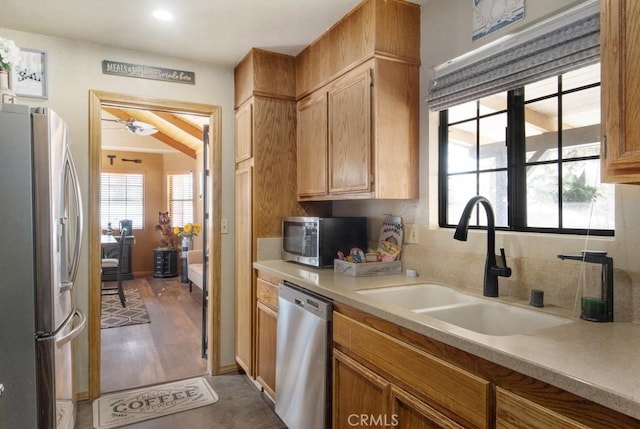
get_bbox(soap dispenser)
[557,251,613,322]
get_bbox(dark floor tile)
[75,374,286,429]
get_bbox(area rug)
[92,377,219,429]
[101,287,151,329]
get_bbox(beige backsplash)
[255,232,638,322]
[257,237,282,261]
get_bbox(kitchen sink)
[356,283,572,336]
[417,301,572,336]
[356,283,478,311]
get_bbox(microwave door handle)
[61,149,83,291]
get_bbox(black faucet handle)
[497,248,512,277]
[500,248,508,267]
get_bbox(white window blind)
[100,173,144,230]
[168,172,193,226]
[427,0,600,111]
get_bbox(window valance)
[427,0,600,111]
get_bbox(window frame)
[438,75,613,237]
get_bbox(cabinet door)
[333,349,391,429]
[256,301,277,400]
[235,101,253,163]
[328,68,372,194]
[297,91,328,198]
[235,165,253,375]
[601,0,640,182]
[496,387,591,429]
[390,386,465,429]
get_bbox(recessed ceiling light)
[153,10,173,21]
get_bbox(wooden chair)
[101,227,128,307]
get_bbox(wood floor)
[101,276,208,393]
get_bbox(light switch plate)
[404,223,419,244]
[221,218,229,234]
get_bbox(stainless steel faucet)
[454,196,512,297]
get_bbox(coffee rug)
[92,377,219,429]
[101,287,151,329]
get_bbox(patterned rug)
[101,286,151,329]
[92,377,219,429]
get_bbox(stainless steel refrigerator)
[0,104,86,429]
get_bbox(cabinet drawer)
[256,278,279,311]
[496,387,590,429]
[333,312,490,429]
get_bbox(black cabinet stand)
[153,248,178,278]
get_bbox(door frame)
[88,90,223,398]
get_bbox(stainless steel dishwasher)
[275,281,332,429]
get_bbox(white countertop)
[254,259,640,420]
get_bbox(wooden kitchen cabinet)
[601,0,640,182]
[234,164,253,374]
[333,310,490,428]
[328,66,372,195]
[234,48,327,378]
[333,303,640,429]
[235,101,253,163]
[496,387,590,429]
[297,65,372,198]
[296,91,328,197]
[296,58,419,201]
[333,349,463,429]
[234,49,297,377]
[333,349,391,429]
[255,272,279,400]
[295,0,420,201]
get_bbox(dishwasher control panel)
[279,282,332,320]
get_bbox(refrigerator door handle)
[62,147,83,291]
[55,307,86,345]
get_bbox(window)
[101,173,144,230]
[439,63,614,235]
[167,172,194,226]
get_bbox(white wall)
[334,0,640,320]
[0,28,237,393]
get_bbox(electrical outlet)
[221,218,229,234]
[404,223,419,244]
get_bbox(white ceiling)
[0,0,424,68]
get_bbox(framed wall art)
[11,48,47,99]
[473,0,525,41]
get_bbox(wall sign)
[102,60,195,85]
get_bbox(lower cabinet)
[333,310,490,429]
[255,272,279,400]
[333,304,640,429]
[496,387,591,429]
[334,349,464,429]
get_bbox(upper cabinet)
[295,0,420,201]
[601,0,640,182]
[296,91,328,197]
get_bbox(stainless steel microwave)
[281,217,367,267]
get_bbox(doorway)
[88,90,222,398]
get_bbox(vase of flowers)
[174,222,201,251]
[0,37,21,104]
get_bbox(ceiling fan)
[102,117,158,136]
